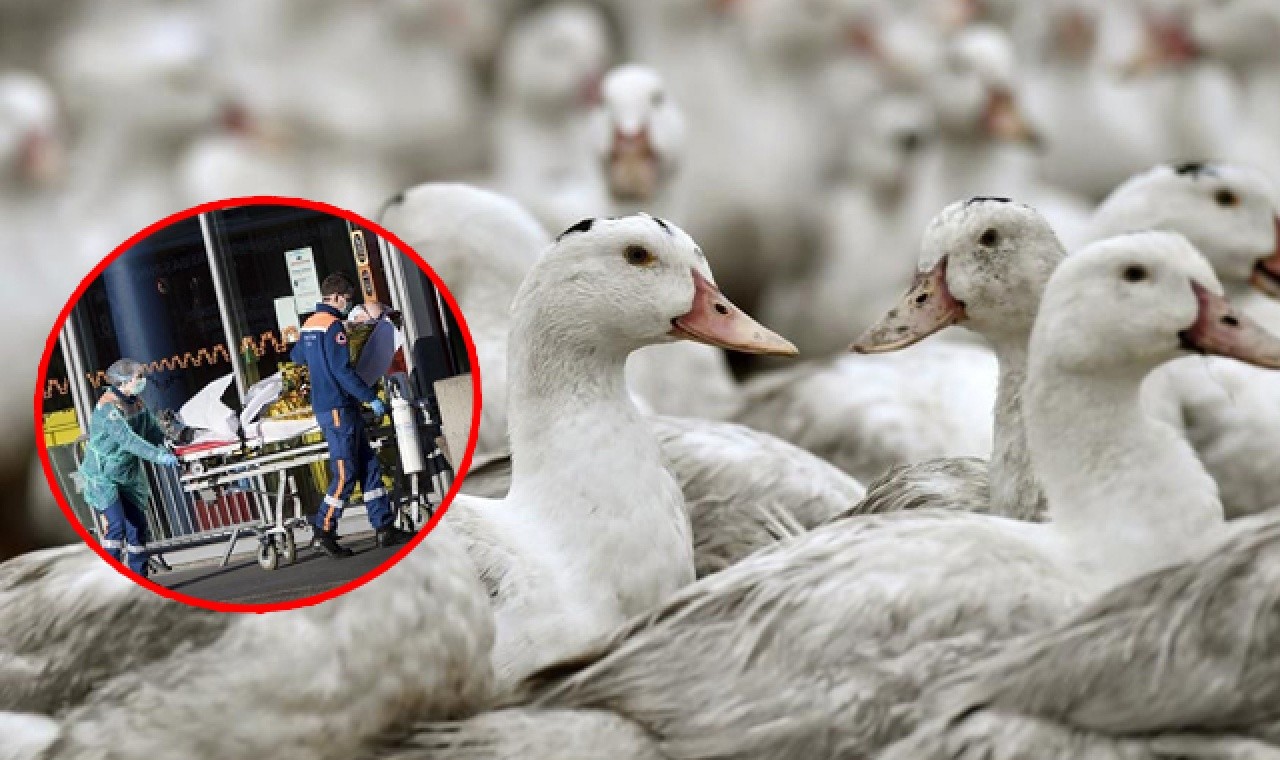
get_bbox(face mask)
[123,377,147,396]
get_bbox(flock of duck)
[5,0,1280,758]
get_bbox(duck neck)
[504,299,672,512]
[503,297,693,606]
[986,333,1045,520]
[1027,363,1223,587]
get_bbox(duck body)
[881,510,1280,760]
[457,414,866,579]
[732,339,998,484]
[0,526,495,760]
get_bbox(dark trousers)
[101,494,150,577]
[314,406,393,534]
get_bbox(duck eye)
[979,228,999,246]
[624,245,655,266]
[1214,188,1239,207]
[1122,264,1149,282]
[651,90,665,107]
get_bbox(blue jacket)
[290,303,377,415]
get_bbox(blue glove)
[370,399,388,419]
[157,452,179,467]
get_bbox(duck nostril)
[714,303,729,316]
[1222,315,1240,327]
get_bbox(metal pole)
[380,236,419,381]
[60,317,93,425]
[199,212,247,403]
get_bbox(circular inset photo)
[35,197,479,611]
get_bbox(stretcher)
[174,416,421,570]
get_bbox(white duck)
[735,197,1066,506]
[0,524,496,760]
[1090,163,1280,517]
[915,23,1092,250]
[1185,0,1280,187]
[439,213,794,686]
[378,182,551,462]
[1021,0,1163,201]
[388,233,1280,760]
[490,2,612,236]
[1122,0,1240,167]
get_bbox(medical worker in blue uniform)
[77,358,178,577]
[290,273,414,557]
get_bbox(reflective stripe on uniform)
[126,544,147,554]
[362,487,386,500]
[324,459,347,531]
[101,539,123,549]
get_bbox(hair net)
[105,358,147,386]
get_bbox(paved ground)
[154,531,405,605]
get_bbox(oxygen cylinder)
[392,396,425,474]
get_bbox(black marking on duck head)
[1175,162,1216,177]
[557,217,596,241]
[376,190,406,222]
[966,196,1012,206]
[645,213,672,235]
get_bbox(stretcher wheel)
[280,529,297,565]
[257,541,279,571]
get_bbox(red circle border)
[32,195,483,615]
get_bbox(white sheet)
[178,373,240,440]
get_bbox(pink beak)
[1180,281,1280,369]
[670,270,797,356]
[852,257,968,353]
[1249,217,1280,298]
[1123,16,1200,77]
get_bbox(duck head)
[854,198,1065,352]
[1090,163,1280,299]
[588,64,685,203]
[499,3,611,116]
[526,214,796,357]
[928,24,1042,147]
[0,72,64,187]
[1036,231,1280,374]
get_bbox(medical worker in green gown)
[77,359,178,577]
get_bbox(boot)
[375,524,415,548]
[314,529,354,558]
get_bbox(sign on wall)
[285,247,321,313]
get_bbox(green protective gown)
[78,392,171,512]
